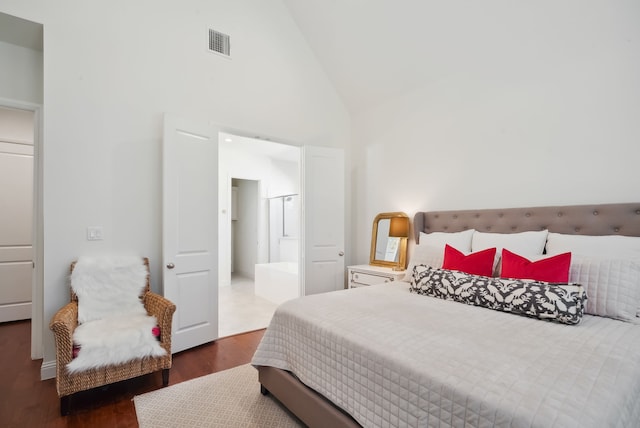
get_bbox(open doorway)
[163,116,345,352]
[217,133,301,337]
[219,178,277,337]
[0,11,44,361]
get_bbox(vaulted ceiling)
[2,3,626,119]
[282,0,459,116]
[282,1,600,116]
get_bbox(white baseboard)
[0,302,31,323]
[41,359,56,380]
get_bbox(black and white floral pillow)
[410,265,587,325]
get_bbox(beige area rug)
[134,364,303,427]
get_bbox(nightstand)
[347,264,406,288]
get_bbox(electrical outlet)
[87,226,103,241]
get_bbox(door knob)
[166,263,175,269]
[338,251,344,256]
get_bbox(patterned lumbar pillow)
[410,265,587,325]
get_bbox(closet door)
[0,107,34,323]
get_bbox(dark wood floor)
[0,320,265,428]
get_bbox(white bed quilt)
[251,282,640,428]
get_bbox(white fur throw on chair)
[67,314,166,373]
[71,256,149,323]
[67,256,166,373]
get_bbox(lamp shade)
[388,216,409,238]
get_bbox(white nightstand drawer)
[351,271,394,286]
[347,265,406,289]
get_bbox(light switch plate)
[87,226,103,241]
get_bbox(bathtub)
[255,262,299,305]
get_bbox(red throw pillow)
[500,249,571,282]
[442,244,496,277]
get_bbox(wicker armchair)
[49,257,176,415]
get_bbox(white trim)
[0,97,44,360]
[40,359,56,380]
[0,302,31,323]
[32,104,43,360]
[0,136,33,146]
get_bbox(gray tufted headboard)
[414,203,640,243]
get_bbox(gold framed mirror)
[369,212,409,270]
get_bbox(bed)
[251,203,640,427]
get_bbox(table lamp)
[388,216,409,271]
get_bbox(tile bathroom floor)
[218,274,279,338]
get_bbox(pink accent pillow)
[500,249,571,282]
[442,244,496,277]
[152,325,161,341]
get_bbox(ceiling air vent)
[209,28,230,57]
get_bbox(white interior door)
[0,107,34,323]
[302,146,345,295]
[163,114,219,353]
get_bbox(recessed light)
[225,138,232,142]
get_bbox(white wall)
[0,106,34,141]
[233,179,258,279]
[269,158,299,197]
[351,1,640,264]
[0,0,349,378]
[0,40,42,104]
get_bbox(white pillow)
[569,255,640,322]
[403,244,445,282]
[546,232,640,317]
[472,230,548,256]
[419,229,475,252]
[472,230,548,275]
[71,256,148,324]
[545,232,640,258]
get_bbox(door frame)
[0,97,43,359]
